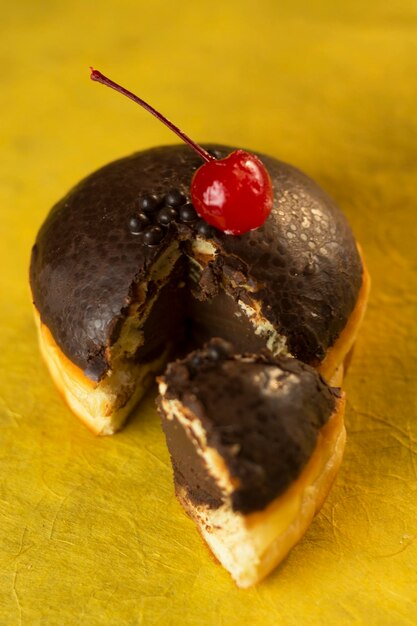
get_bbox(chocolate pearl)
[143,225,164,246]
[156,207,177,227]
[179,203,197,223]
[138,194,159,213]
[196,219,214,237]
[165,189,186,207]
[129,213,150,234]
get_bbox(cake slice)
[157,338,346,588]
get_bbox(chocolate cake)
[158,338,346,587]
[29,144,369,434]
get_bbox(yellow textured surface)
[1,1,416,624]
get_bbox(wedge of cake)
[157,338,345,588]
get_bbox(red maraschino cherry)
[191,150,273,234]
[90,68,273,235]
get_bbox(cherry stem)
[90,68,215,164]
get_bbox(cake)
[29,144,369,434]
[157,338,346,588]
[29,68,371,586]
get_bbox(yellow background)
[1,1,417,624]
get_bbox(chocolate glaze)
[30,145,362,378]
[159,339,340,514]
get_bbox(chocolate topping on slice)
[159,339,340,514]
[30,145,362,378]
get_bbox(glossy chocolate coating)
[30,145,362,378]
[159,339,340,513]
